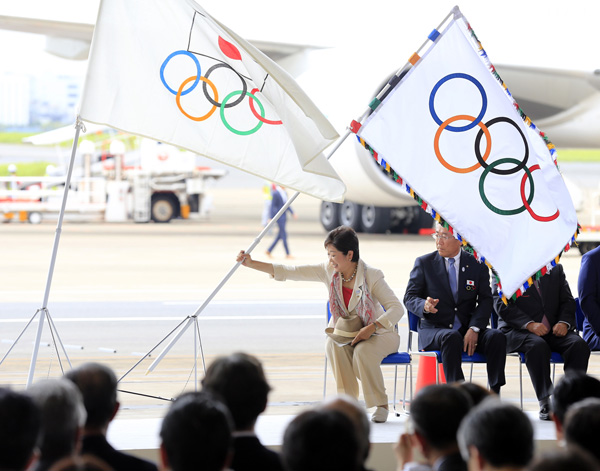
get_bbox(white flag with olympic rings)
[357,11,578,300]
[79,0,345,202]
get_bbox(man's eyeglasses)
[432,233,454,241]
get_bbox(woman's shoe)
[371,406,389,423]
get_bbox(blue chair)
[323,302,412,415]
[407,311,488,385]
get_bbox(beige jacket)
[272,259,404,331]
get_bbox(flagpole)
[140,130,352,376]
[26,118,85,387]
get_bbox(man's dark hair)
[64,362,117,429]
[0,388,41,471]
[564,397,600,463]
[410,384,472,451]
[552,371,600,424]
[282,409,361,471]
[527,447,598,471]
[323,226,359,262]
[201,352,270,431]
[458,399,533,468]
[160,392,233,471]
[455,382,493,407]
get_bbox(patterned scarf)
[329,262,377,326]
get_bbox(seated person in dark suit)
[492,263,590,420]
[552,371,600,441]
[564,397,600,464]
[160,392,233,471]
[0,388,41,471]
[457,399,534,471]
[282,408,361,471]
[64,363,158,471]
[578,245,600,350]
[404,223,506,393]
[396,384,472,471]
[201,352,283,471]
[26,379,87,471]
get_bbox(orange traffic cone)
[415,356,446,393]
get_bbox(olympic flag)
[356,8,578,300]
[79,0,345,202]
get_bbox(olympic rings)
[203,63,247,108]
[250,88,283,125]
[430,73,488,132]
[434,115,491,173]
[160,49,284,135]
[475,117,529,175]
[160,50,201,96]
[220,90,264,136]
[520,164,560,222]
[479,158,534,216]
[176,76,218,122]
[429,72,558,223]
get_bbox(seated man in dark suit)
[201,352,283,471]
[397,384,472,471]
[64,363,158,471]
[160,392,233,471]
[578,245,600,350]
[493,263,590,420]
[404,223,506,394]
[0,388,41,471]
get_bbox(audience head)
[455,382,494,407]
[458,398,533,471]
[324,226,359,262]
[564,397,600,464]
[321,395,370,464]
[0,388,41,471]
[160,392,233,471]
[282,408,361,471]
[64,362,118,431]
[551,371,600,438]
[201,352,270,431]
[26,379,86,463]
[526,447,598,471]
[410,384,472,454]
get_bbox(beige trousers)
[325,330,400,408]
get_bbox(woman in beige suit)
[236,225,403,423]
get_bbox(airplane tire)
[151,194,178,223]
[340,202,363,231]
[405,206,433,234]
[28,212,42,224]
[320,201,341,231]
[361,205,391,233]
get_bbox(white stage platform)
[108,410,558,471]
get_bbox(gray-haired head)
[26,379,86,462]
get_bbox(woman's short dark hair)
[324,226,359,262]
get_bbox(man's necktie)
[449,258,461,330]
[448,258,458,303]
[534,279,551,330]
